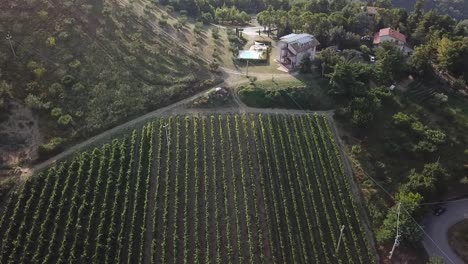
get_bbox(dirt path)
[30,70,298,174]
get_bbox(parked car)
[433,207,447,216]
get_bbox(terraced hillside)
[0,114,374,264]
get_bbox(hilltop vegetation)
[0,114,374,263]
[0,0,215,159]
[391,0,467,20]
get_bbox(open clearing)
[0,114,373,263]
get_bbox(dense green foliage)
[391,0,467,20]
[0,114,374,263]
[0,0,214,153]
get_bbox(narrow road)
[422,199,468,264]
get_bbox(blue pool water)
[238,50,263,60]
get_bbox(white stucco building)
[373,27,412,55]
[277,33,319,70]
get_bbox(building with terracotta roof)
[277,33,320,70]
[373,27,412,55]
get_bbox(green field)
[0,114,373,263]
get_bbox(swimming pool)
[238,50,264,60]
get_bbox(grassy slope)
[0,0,215,149]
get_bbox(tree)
[257,6,274,36]
[51,107,63,117]
[408,0,424,32]
[408,44,433,77]
[401,163,448,198]
[209,60,219,72]
[288,6,303,33]
[299,55,312,74]
[454,20,468,37]
[315,47,342,76]
[25,94,46,110]
[375,41,407,84]
[328,61,372,98]
[349,93,382,128]
[211,27,220,39]
[58,114,73,126]
[302,12,331,45]
[201,12,213,25]
[412,11,455,45]
[377,191,424,244]
[238,11,250,24]
[193,22,204,35]
[436,37,468,81]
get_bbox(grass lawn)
[238,72,335,110]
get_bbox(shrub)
[212,27,220,39]
[201,12,213,25]
[209,61,219,72]
[69,59,81,68]
[61,74,75,87]
[159,19,168,27]
[46,37,56,47]
[51,107,63,117]
[25,94,45,110]
[194,22,203,35]
[48,83,64,98]
[38,137,65,160]
[452,78,466,90]
[72,82,85,92]
[58,114,73,126]
[37,10,48,19]
[351,145,362,155]
[299,55,312,74]
[178,16,188,26]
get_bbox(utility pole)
[389,202,402,260]
[162,123,169,147]
[6,32,16,58]
[335,225,345,254]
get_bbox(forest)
[391,0,467,20]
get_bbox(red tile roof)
[373,28,406,44]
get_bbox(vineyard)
[0,114,374,264]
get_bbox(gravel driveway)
[422,199,468,264]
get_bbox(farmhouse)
[373,27,412,55]
[277,33,319,70]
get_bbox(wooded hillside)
[391,0,467,20]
